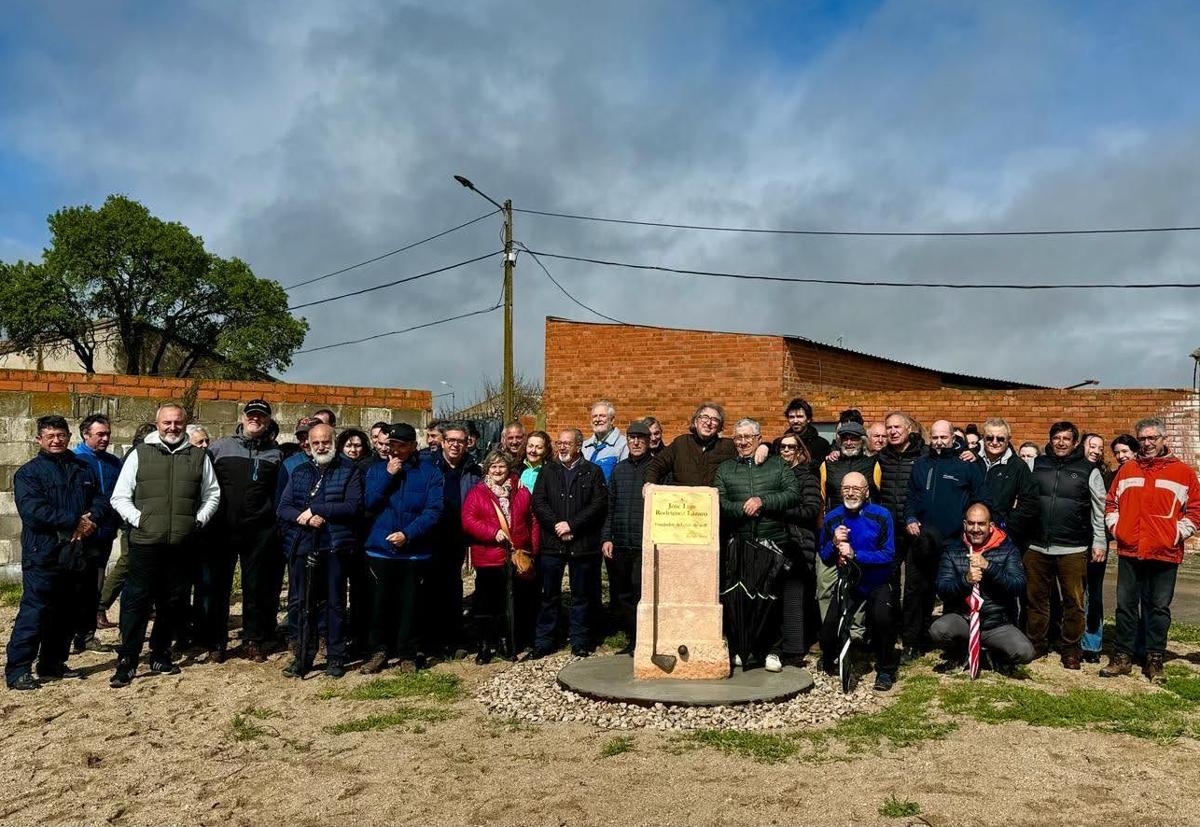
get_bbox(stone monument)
[633,485,730,680]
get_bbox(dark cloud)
[3,0,1199,398]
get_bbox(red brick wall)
[784,340,945,391]
[0,368,430,410]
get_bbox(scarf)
[487,477,513,521]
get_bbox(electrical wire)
[516,243,627,324]
[284,209,500,290]
[515,207,1200,237]
[524,249,1200,290]
[286,250,502,312]
[295,303,502,353]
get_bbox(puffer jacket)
[936,527,1025,630]
[1032,445,1097,548]
[277,455,363,555]
[713,455,802,543]
[364,455,445,560]
[461,479,539,568]
[1106,450,1200,565]
[602,453,653,550]
[780,461,823,560]
[13,450,108,568]
[877,434,925,528]
[819,452,880,511]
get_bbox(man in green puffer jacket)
[714,418,801,672]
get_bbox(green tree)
[0,194,307,377]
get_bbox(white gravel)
[475,654,886,731]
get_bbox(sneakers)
[819,656,836,676]
[360,653,388,674]
[149,659,181,675]
[733,654,743,668]
[764,654,783,673]
[110,663,135,688]
[396,659,417,674]
[324,661,346,679]
[899,647,923,665]
[570,646,594,658]
[873,671,895,692]
[1082,650,1102,664]
[528,645,555,661]
[37,663,82,681]
[1099,652,1133,678]
[1143,652,1165,683]
[282,659,307,679]
[71,636,87,655]
[474,647,494,666]
[8,673,39,691]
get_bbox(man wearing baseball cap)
[205,399,283,662]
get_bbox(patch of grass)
[682,729,800,764]
[318,671,462,703]
[603,630,629,651]
[599,735,635,758]
[940,674,1197,743]
[1163,665,1200,702]
[325,705,456,735]
[231,714,268,742]
[804,675,956,756]
[879,795,921,819]
[241,705,279,720]
[0,580,22,608]
[1170,622,1200,645]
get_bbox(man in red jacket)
[1100,417,1200,682]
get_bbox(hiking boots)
[360,652,388,674]
[1143,652,1166,683]
[1060,651,1082,670]
[282,659,307,679]
[873,671,896,692]
[1099,652,1133,678]
[8,673,40,691]
[243,642,267,663]
[324,661,346,679]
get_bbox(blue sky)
[3,0,1200,397]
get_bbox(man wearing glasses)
[977,418,1040,550]
[1101,417,1200,682]
[1027,421,1107,670]
[645,402,737,488]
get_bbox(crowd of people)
[4,394,1198,695]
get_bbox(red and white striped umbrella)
[966,577,983,679]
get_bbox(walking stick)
[503,544,517,660]
[298,529,319,677]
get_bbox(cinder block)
[0,393,31,418]
[0,514,22,541]
[359,408,392,429]
[0,538,15,566]
[196,399,239,428]
[73,394,121,420]
[0,443,36,467]
[0,465,18,490]
[0,417,35,442]
[0,491,15,516]
[30,392,74,417]
[118,396,164,425]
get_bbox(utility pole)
[502,199,515,424]
[454,175,516,424]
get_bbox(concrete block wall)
[0,368,432,569]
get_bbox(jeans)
[366,556,426,659]
[535,554,599,652]
[286,548,348,665]
[930,613,1036,665]
[117,543,192,667]
[1115,555,1178,656]
[820,581,899,674]
[1023,549,1087,654]
[1081,558,1107,654]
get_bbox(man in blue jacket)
[361,423,444,673]
[277,423,363,678]
[6,415,109,690]
[931,503,1035,673]
[818,471,899,691]
[902,419,990,660]
[71,413,123,652]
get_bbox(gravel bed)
[476,654,887,731]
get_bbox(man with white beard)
[276,423,364,678]
[108,404,220,688]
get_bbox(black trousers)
[286,548,349,665]
[366,556,426,659]
[72,539,114,642]
[346,546,371,655]
[473,566,506,648]
[821,580,899,674]
[900,528,943,649]
[428,537,466,652]
[118,543,191,667]
[5,563,75,684]
[775,548,817,659]
[608,546,642,644]
[204,526,282,650]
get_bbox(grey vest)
[131,442,206,546]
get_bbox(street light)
[440,380,455,415]
[453,173,515,423]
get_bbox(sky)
[3,0,1200,405]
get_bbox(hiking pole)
[503,542,517,660]
[650,543,677,673]
[298,530,318,678]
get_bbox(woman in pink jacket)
[461,451,539,663]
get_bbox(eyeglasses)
[779,444,799,451]
[984,435,1008,443]
[696,414,721,424]
[841,485,868,494]
[444,437,466,445]
[1138,434,1164,442]
[733,435,760,443]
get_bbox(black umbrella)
[834,559,862,693]
[720,536,791,667]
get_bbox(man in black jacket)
[206,399,283,663]
[819,421,880,511]
[601,420,653,652]
[773,397,830,474]
[978,418,1039,548]
[6,415,108,690]
[427,422,482,659]
[531,428,609,657]
[876,412,925,648]
[931,503,1035,672]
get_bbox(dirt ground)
[3,600,1200,827]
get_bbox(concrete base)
[557,654,814,707]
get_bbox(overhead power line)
[516,207,1200,238]
[286,250,502,312]
[516,243,627,324]
[525,249,1200,290]
[296,303,502,354]
[284,209,500,290]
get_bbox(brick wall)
[0,368,432,569]
[543,319,1200,474]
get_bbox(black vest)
[1032,448,1094,547]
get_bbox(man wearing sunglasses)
[977,418,1040,551]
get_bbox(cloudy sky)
[3,0,1200,402]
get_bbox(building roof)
[546,316,1045,390]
